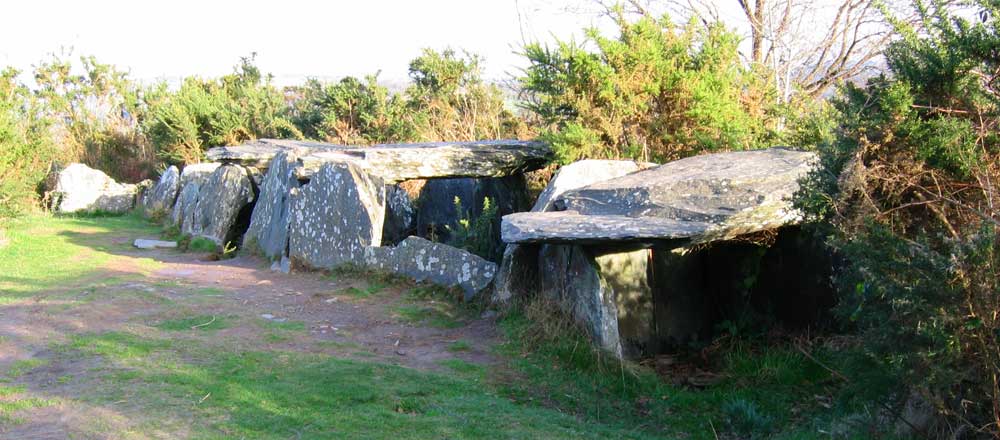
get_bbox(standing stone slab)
[493,160,647,304]
[142,166,180,215]
[383,184,416,245]
[244,151,301,260]
[288,162,387,269]
[537,244,623,356]
[414,175,530,246]
[47,163,139,214]
[179,163,221,188]
[364,236,497,300]
[182,164,255,245]
[171,182,201,229]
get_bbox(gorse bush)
[800,0,1000,435]
[0,68,56,217]
[520,11,824,164]
[144,55,302,165]
[290,76,415,145]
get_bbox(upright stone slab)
[183,164,255,245]
[537,245,623,357]
[46,163,139,214]
[143,166,180,215]
[493,160,647,304]
[170,163,222,229]
[383,184,416,245]
[364,236,497,299]
[244,151,301,260]
[414,175,530,246]
[288,162,387,269]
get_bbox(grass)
[155,314,230,332]
[57,331,655,439]
[0,212,162,303]
[0,214,901,439]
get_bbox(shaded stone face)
[364,236,497,300]
[288,162,387,270]
[493,159,652,304]
[383,184,416,246]
[48,163,138,214]
[143,166,180,215]
[171,182,201,229]
[414,175,530,248]
[537,244,623,357]
[182,164,256,245]
[244,151,302,260]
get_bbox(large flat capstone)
[501,148,816,245]
[206,139,552,183]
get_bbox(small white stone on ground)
[133,239,178,250]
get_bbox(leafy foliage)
[800,0,1000,435]
[520,12,823,164]
[144,55,302,165]
[290,76,415,144]
[0,68,56,217]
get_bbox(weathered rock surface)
[383,184,416,245]
[502,148,816,245]
[206,139,344,168]
[364,236,497,299]
[142,166,180,215]
[47,163,138,214]
[133,239,178,250]
[494,160,649,304]
[288,162,386,269]
[531,159,649,212]
[169,163,222,229]
[179,163,221,188]
[535,245,623,356]
[502,211,711,245]
[244,151,302,260]
[182,164,256,245]
[414,175,530,246]
[208,139,549,182]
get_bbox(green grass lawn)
[0,213,895,439]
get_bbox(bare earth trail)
[0,217,510,439]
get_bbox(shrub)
[0,68,57,217]
[447,196,502,262]
[290,76,416,144]
[145,55,302,165]
[800,0,1000,435]
[520,12,818,164]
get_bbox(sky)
[0,0,609,86]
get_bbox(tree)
[589,0,906,100]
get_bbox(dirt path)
[0,224,503,439]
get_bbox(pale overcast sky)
[1,0,606,86]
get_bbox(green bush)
[520,12,818,164]
[145,55,302,165]
[447,196,502,262]
[0,68,57,217]
[290,76,416,144]
[800,0,1000,435]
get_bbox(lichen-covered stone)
[414,175,530,245]
[182,164,255,245]
[46,163,138,214]
[207,138,555,181]
[171,182,201,229]
[143,166,180,215]
[537,244,623,356]
[493,160,649,304]
[288,162,386,269]
[244,151,301,260]
[179,163,221,188]
[383,184,416,245]
[364,236,497,300]
[502,211,711,245]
